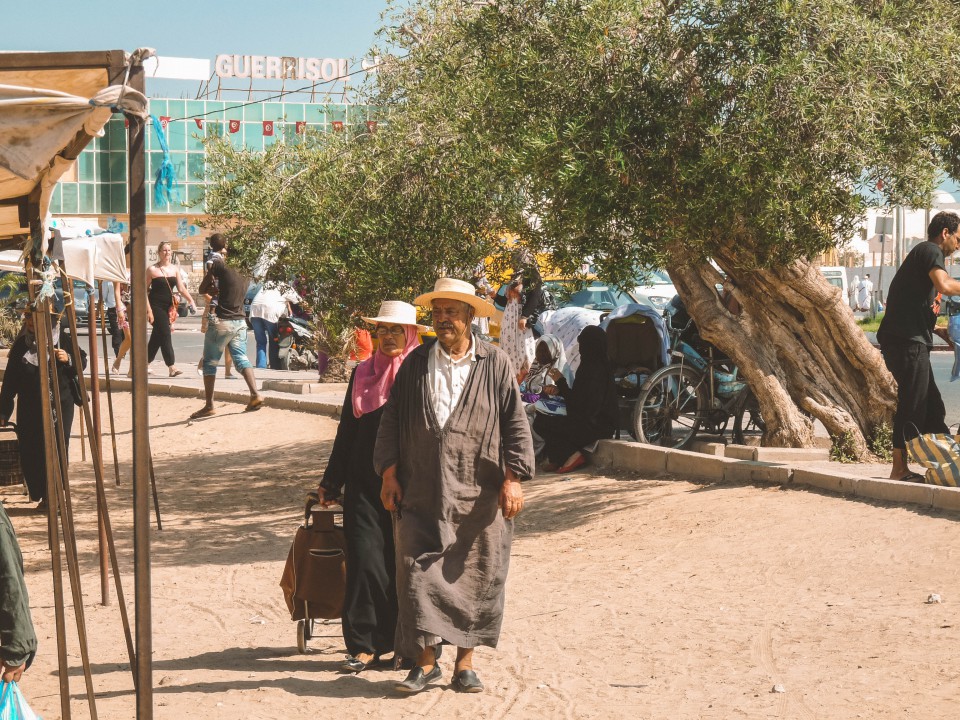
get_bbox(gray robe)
[374,336,535,657]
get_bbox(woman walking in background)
[500,249,544,380]
[146,241,196,377]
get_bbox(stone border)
[593,439,960,514]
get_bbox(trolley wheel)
[296,619,310,653]
[633,365,706,449]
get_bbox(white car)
[632,269,677,311]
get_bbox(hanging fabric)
[150,114,181,207]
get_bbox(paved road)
[79,315,258,373]
[79,318,960,427]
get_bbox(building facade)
[50,95,371,287]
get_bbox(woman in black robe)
[318,300,422,673]
[534,324,618,473]
[0,312,84,509]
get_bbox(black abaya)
[320,370,397,658]
[0,333,81,502]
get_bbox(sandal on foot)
[558,451,587,474]
[452,669,484,693]
[245,397,264,412]
[896,471,925,483]
[189,407,216,420]
[169,368,184,378]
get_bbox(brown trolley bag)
[279,492,347,621]
[0,424,24,488]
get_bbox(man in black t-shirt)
[877,211,960,481]
[190,241,263,419]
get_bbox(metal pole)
[128,59,154,719]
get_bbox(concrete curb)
[594,439,960,514]
[87,376,344,417]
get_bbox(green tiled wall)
[58,99,374,215]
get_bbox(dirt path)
[3,393,959,719]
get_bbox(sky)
[1,0,390,96]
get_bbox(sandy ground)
[2,393,960,719]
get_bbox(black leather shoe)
[341,655,378,673]
[452,669,484,693]
[395,665,442,694]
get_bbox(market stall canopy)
[0,50,149,249]
[0,232,127,285]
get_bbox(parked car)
[543,279,639,313]
[632,269,677,312]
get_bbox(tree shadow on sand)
[3,438,335,575]
[83,646,419,701]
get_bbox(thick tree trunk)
[665,255,896,457]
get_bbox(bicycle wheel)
[633,365,706,449]
[732,388,766,445]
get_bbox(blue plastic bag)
[0,681,41,720]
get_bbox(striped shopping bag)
[905,428,960,487]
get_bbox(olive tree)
[205,0,960,456]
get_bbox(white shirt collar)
[434,334,476,364]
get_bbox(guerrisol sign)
[215,54,379,82]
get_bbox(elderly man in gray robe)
[375,277,535,695]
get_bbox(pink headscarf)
[351,325,420,418]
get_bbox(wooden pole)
[89,287,110,606]
[27,264,72,720]
[147,450,162,531]
[127,59,154,719]
[62,280,138,688]
[43,308,99,720]
[98,285,122,487]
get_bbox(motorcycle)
[275,315,318,371]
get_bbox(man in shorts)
[197,234,235,379]
[190,239,263,419]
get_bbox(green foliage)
[203,0,960,335]
[0,274,26,348]
[830,430,858,464]
[869,422,893,463]
[857,313,884,333]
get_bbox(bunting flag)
[366,120,378,133]
[332,120,344,132]
[263,120,274,137]
[194,118,204,130]
[159,116,171,130]
[228,119,241,134]
[295,121,307,134]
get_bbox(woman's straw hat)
[361,300,428,331]
[413,277,495,317]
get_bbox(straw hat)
[361,300,428,331]
[413,277,495,318]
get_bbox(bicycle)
[632,312,764,449]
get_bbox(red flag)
[159,116,171,130]
[366,120,378,133]
[295,121,307,134]
[228,119,241,134]
[332,120,344,132]
[124,118,129,128]
[263,120,274,137]
[194,118,204,130]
